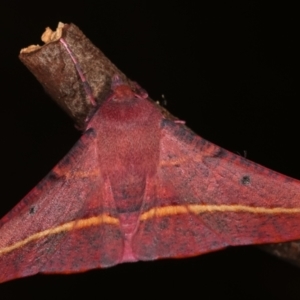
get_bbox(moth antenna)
[60,38,97,106]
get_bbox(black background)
[0,2,299,299]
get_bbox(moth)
[1,37,300,284]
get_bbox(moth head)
[109,75,137,103]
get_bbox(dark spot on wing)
[212,147,228,159]
[47,171,62,181]
[29,206,36,214]
[85,128,96,137]
[241,175,251,185]
[160,119,170,128]
[59,155,71,168]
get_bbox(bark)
[260,243,300,268]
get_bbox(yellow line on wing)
[0,214,119,256]
[160,155,205,167]
[52,169,100,180]
[140,204,300,221]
